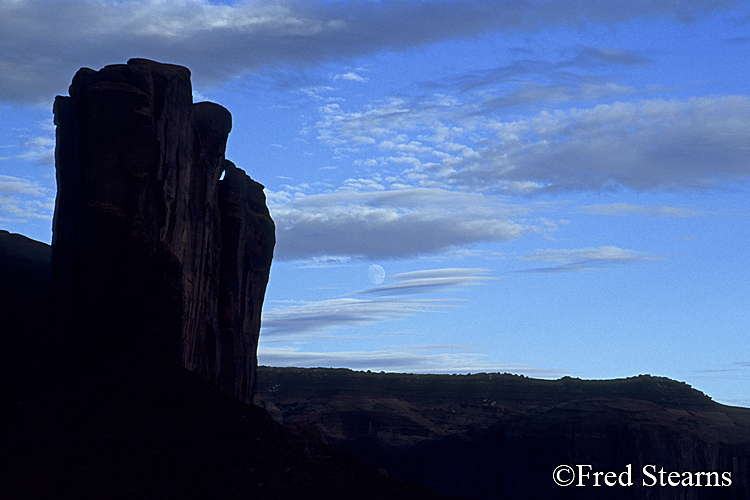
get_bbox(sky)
[1,0,749,406]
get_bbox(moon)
[367,264,386,285]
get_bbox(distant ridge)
[257,366,750,500]
[257,366,717,409]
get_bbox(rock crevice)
[52,58,274,402]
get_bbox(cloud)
[479,81,642,110]
[15,134,55,165]
[334,71,368,83]
[0,175,46,196]
[0,175,55,224]
[0,0,742,104]
[261,267,491,336]
[518,245,659,272]
[269,187,553,260]
[452,96,750,192]
[358,268,494,296]
[257,344,567,377]
[580,203,703,217]
[442,46,651,97]
[0,195,55,224]
[261,296,454,337]
[318,94,750,194]
[696,361,750,375]
[259,267,507,380]
[693,363,750,405]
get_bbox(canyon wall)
[52,58,274,402]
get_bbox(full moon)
[367,264,386,285]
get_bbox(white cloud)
[261,296,454,336]
[261,267,492,336]
[580,203,703,217]
[459,96,750,192]
[358,268,494,296]
[518,245,660,272]
[16,134,54,165]
[1,0,742,104]
[334,71,368,83]
[522,246,654,262]
[0,195,54,223]
[316,94,750,194]
[316,97,427,156]
[268,187,552,260]
[0,174,46,196]
[0,175,55,224]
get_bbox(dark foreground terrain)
[3,229,750,499]
[256,366,750,500]
[4,363,444,500]
[1,230,443,500]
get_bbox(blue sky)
[1,0,749,406]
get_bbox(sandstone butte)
[0,59,443,500]
[52,58,275,403]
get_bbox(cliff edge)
[51,58,274,402]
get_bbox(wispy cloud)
[317,94,750,194]
[696,361,750,375]
[261,267,491,336]
[0,196,55,224]
[455,97,750,192]
[0,0,741,104]
[261,296,454,337]
[441,46,651,98]
[517,245,660,272]
[0,175,55,224]
[0,175,46,197]
[693,362,750,405]
[580,203,703,217]
[15,135,55,165]
[269,187,554,260]
[334,71,368,83]
[258,344,567,377]
[357,268,494,296]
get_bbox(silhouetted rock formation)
[3,234,447,500]
[52,59,274,402]
[257,367,750,500]
[3,61,447,500]
[0,230,52,390]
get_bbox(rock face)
[257,367,750,500]
[52,59,274,402]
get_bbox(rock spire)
[52,58,274,402]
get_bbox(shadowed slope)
[257,367,750,499]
